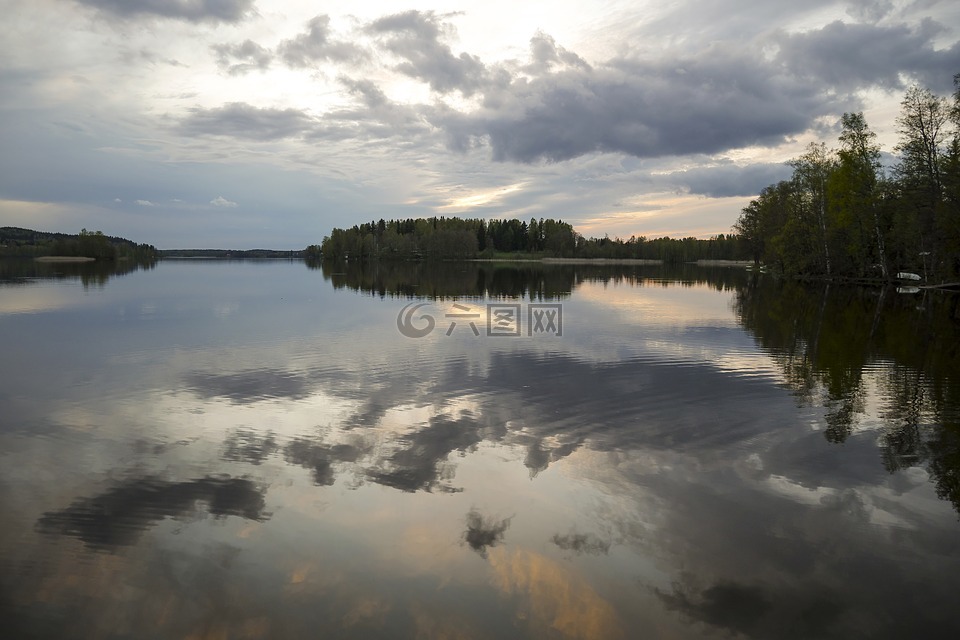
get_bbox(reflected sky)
[1,259,959,639]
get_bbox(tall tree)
[790,142,836,276]
[831,112,887,277]
[894,85,950,270]
[941,74,960,277]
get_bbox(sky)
[1,0,959,249]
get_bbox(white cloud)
[135,199,155,206]
[210,196,238,208]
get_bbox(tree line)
[312,217,577,261]
[0,227,159,261]
[312,216,744,263]
[735,74,960,281]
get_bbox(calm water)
[2,258,959,639]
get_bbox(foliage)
[0,227,159,261]
[159,249,303,258]
[735,73,960,281]
[316,216,744,263]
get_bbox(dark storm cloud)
[36,475,268,550]
[367,10,489,96]
[776,19,960,92]
[278,15,366,67]
[177,103,316,140]
[665,163,794,198]
[212,39,273,75]
[74,0,254,23]
[433,48,841,163]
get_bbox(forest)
[0,227,159,262]
[312,216,744,264]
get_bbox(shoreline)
[541,258,663,265]
[693,259,754,266]
[34,256,96,263]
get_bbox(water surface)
[2,258,959,639]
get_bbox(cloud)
[845,0,895,23]
[434,47,842,163]
[317,77,435,143]
[210,195,238,207]
[367,11,490,96]
[176,103,316,140]
[164,10,957,174]
[278,15,366,68]
[212,40,273,75]
[135,199,154,206]
[662,163,795,198]
[73,0,255,23]
[775,19,960,92]
[525,32,591,74]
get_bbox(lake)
[1,258,959,639]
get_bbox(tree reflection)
[312,260,752,300]
[0,257,157,289]
[734,278,960,514]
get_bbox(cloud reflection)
[284,437,370,486]
[488,547,626,639]
[551,532,610,556]
[463,509,511,557]
[36,475,268,550]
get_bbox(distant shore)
[34,256,96,263]
[693,259,754,266]
[542,258,663,265]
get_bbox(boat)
[896,272,921,281]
